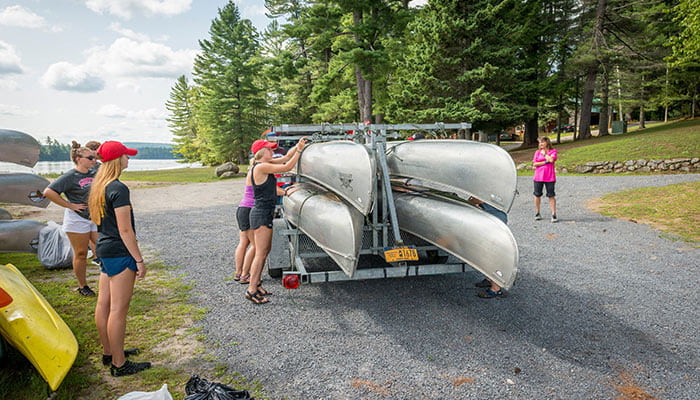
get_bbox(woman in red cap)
[244,137,307,304]
[88,141,151,377]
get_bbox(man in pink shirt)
[532,136,558,222]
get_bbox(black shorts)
[533,181,556,197]
[249,207,274,230]
[236,206,251,231]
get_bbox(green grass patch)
[591,181,700,244]
[510,118,700,171]
[0,253,267,399]
[120,167,220,183]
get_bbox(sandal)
[77,286,96,297]
[245,290,269,304]
[238,275,250,284]
[474,278,491,288]
[257,283,271,297]
[477,289,504,299]
[233,274,241,281]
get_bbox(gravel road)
[136,174,699,400]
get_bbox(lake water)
[0,159,203,174]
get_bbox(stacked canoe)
[282,138,519,289]
[0,129,49,253]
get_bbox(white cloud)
[116,80,142,93]
[0,40,23,74]
[0,5,62,31]
[41,61,105,92]
[0,103,37,116]
[86,38,197,79]
[0,78,19,90]
[84,0,192,19]
[97,104,166,120]
[109,22,151,42]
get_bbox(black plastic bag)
[184,375,254,400]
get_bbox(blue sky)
[1,1,426,146]
[0,0,273,145]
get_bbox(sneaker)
[551,214,558,223]
[77,286,96,297]
[102,348,141,366]
[92,257,102,266]
[110,360,152,377]
[477,289,505,299]
[475,279,491,288]
[535,213,542,220]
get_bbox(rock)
[691,157,699,164]
[624,160,635,166]
[614,162,624,169]
[680,166,691,172]
[585,161,606,167]
[517,163,529,170]
[640,166,651,172]
[219,171,240,179]
[576,165,594,173]
[215,162,239,177]
[560,168,569,174]
[637,159,647,166]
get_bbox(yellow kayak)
[0,264,78,391]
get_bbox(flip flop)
[238,275,250,284]
[233,274,241,281]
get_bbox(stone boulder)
[215,162,239,177]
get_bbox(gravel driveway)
[137,174,699,400]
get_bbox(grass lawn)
[0,254,265,399]
[589,181,700,244]
[510,118,700,170]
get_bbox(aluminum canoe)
[0,263,78,391]
[393,191,518,289]
[0,172,50,207]
[0,220,46,253]
[297,141,376,215]
[283,182,365,277]
[0,129,41,167]
[386,140,517,212]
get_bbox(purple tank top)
[239,185,255,208]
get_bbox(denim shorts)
[100,256,137,277]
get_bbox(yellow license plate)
[383,246,419,262]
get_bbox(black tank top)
[251,163,277,209]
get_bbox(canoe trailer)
[266,123,492,286]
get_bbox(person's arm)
[115,206,146,279]
[43,188,86,212]
[270,145,297,164]
[256,138,308,175]
[544,149,557,163]
[532,151,547,167]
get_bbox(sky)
[0,0,278,145]
[0,0,427,146]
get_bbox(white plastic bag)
[117,384,173,400]
[37,221,73,269]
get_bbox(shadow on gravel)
[310,273,692,380]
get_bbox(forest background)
[165,0,700,165]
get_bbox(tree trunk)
[693,85,697,118]
[524,113,539,147]
[579,0,607,140]
[639,74,646,129]
[353,11,372,122]
[599,68,610,136]
[574,76,580,140]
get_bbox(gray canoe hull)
[386,140,517,213]
[283,182,365,277]
[0,220,46,253]
[297,141,376,215]
[0,129,41,167]
[0,173,50,208]
[394,192,518,289]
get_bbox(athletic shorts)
[249,207,274,230]
[533,181,556,198]
[236,206,252,231]
[100,256,138,277]
[62,208,98,234]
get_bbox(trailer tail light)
[0,287,13,307]
[282,274,300,289]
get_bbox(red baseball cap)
[97,141,138,162]
[251,139,277,154]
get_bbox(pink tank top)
[238,185,255,208]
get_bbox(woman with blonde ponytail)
[88,141,151,377]
[44,141,99,296]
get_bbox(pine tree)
[166,75,200,162]
[193,1,266,164]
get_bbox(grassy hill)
[510,118,700,170]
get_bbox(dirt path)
[4,179,246,222]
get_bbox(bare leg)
[234,230,250,277]
[248,227,272,299]
[534,196,541,215]
[106,268,136,367]
[549,196,557,216]
[241,230,255,278]
[66,232,90,288]
[95,273,111,355]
